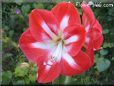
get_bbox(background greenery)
[2,0,114,85]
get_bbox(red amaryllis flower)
[81,1,103,50]
[81,1,104,65]
[19,2,96,83]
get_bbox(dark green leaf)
[2,71,12,84]
[21,5,30,14]
[100,49,108,55]
[14,66,28,77]
[95,57,111,72]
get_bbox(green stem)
[64,76,71,85]
[52,76,71,85]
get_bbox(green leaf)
[14,0,24,5]
[24,77,30,84]
[47,5,54,10]
[103,43,114,48]
[103,29,109,34]
[95,54,100,62]
[100,49,108,55]
[9,30,14,37]
[29,74,36,82]
[52,75,66,85]
[78,8,82,15]
[14,80,25,85]
[95,57,111,72]
[14,66,28,77]
[21,5,30,14]
[33,3,44,9]
[2,71,12,84]
[112,57,114,60]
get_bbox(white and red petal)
[82,2,103,50]
[61,51,91,76]
[37,61,61,83]
[92,20,103,50]
[81,1,95,24]
[81,2,103,39]
[85,35,94,66]
[93,35,103,50]
[51,2,81,31]
[19,29,55,64]
[74,51,92,71]
[92,20,103,39]
[82,13,91,33]
[90,20,103,50]
[93,20,102,33]
[63,25,86,56]
[29,9,59,41]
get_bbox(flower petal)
[61,52,83,76]
[29,9,59,41]
[92,20,103,50]
[82,2,103,38]
[85,20,103,50]
[64,25,86,56]
[74,51,92,71]
[93,35,103,50]
[81,1,95,24]
[61,51,91,76]
[19,29,55,64]
[37,61,61,83]
[82,2,103,50]
[92,20,103,39]
[51,2,81,31]
[86,35,94,66]
[93,20,102,33]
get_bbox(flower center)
[48,33,65,63]
[52,32,65,45]
[44,41,63,69]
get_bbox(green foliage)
[21,5,30,14]
[103,42,114,48]
[15,65,28,77]
[52,75,66,85]
[100,49,108,56]
[33,3,44,9]
[103,29,109,34]
[2,1,114,85]
[2,71,13,84]
[95,57,111,72]
[13,62,37,85]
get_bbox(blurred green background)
[1,0,114,85]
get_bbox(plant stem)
[64,76,71,85]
